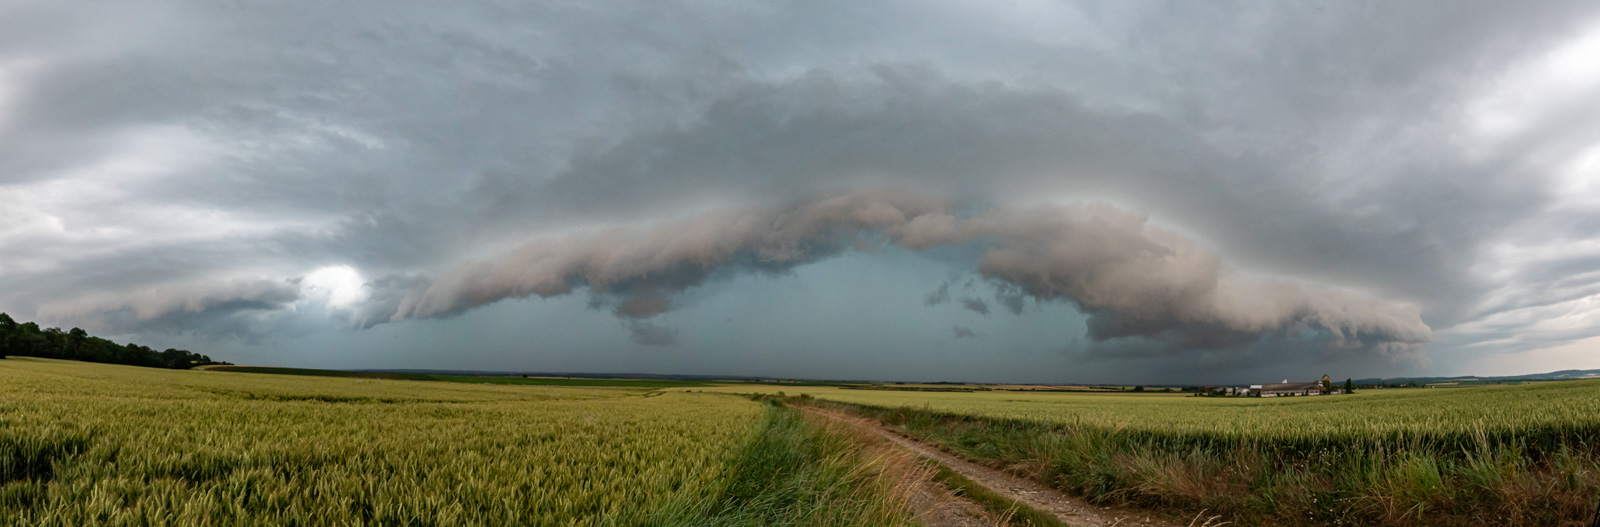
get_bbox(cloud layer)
[2,1,1599,381]
[358,193,1430,358]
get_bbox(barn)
[1250,374,1334,397]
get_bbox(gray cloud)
[35,277,301,335]
[613,291,674,319]
[993,283,1028,316]
[626,321,679,347]
[387,192,949,321]
[967,206,1433,355]
[4,1,1600,380]
[960,298,990,316]
[346,274,431,330]
[923,283,950,306]
[952,326,976,339]
[367,192,1431,358]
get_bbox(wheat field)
[0,358,918,526]
[694,382,1600,524]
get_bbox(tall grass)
[811,397,1600,526]
[658,399,922,526]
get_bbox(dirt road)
[802,406,1202,527]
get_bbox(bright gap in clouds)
[1469,20,1600,141]
[303,266,367,310]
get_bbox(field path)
[801,406,1190,527]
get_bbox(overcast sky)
[5,1,1600,384]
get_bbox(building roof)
[1260,381,1322,392]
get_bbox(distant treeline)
[0,312,225,369]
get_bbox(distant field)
[0,358,917,526]
[199,365,733,388]
[432,375,714,388]
[698,382,1600,524]
[687,382,1600,443]
[197,365,438,381]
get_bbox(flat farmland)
[684,382,1600,443]
[0,359,916,526]
[691,382,1600,525]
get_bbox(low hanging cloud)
[35,277,302,333]
[625,321,680,346]
[369,191,1431,357]
[967,205,1433,356]
[387,192,950,320]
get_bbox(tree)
[0,312,14,359]
[1344,378,1355,394]
[68,327,88,360]
[0,313,226,369]
[1321,376,1333,393]
[19,322,45,356]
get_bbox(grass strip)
[928,462,1066,527]
[643,396,920,526]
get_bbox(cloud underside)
[33,278,302,339]
[344,191,1430,356]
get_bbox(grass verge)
[642,395,923,526]
[709,395,920,525]
[928,462,1065,526]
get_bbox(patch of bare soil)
[906,476,1002,527]
[803,406,1212,527]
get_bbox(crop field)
[429,375,715,388]
[687,382,1600,444]
[692,382,1600,525]
[0,358,917,526]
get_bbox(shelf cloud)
[357,192,1431,358]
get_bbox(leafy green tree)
[19,322,45,356]
[1345,378,1355,394]
[0,312,225,369]
[68,327,88,360]
[0,312,14,359]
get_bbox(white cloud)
[1468,20,1600,143]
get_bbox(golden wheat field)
[0,358,772,526]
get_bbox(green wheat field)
[691,383,1600,525]
[7,356,1600,525]
[0,358,915,526]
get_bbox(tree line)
[0,312,226,369]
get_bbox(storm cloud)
[3,1,1600,381]
[366,193,1431,358]
[34,278,301,336]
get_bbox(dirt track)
[802,406,1200,527]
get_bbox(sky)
[4,1,1600,384]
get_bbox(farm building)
[1250,374,1336,397]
